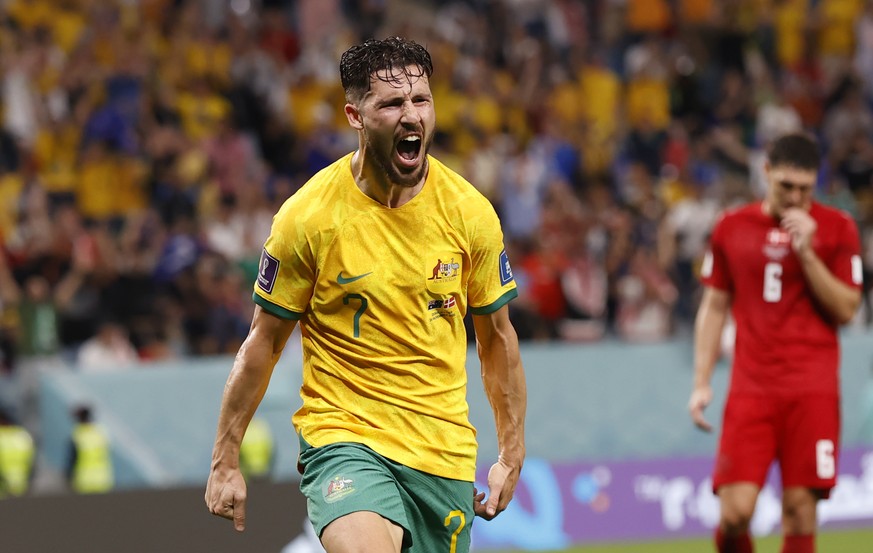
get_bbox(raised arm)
[781,208,862,324]
[205,305,297,531]
[471,305,526,520]
[689,286,731,432]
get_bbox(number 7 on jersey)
[343,293,368,337]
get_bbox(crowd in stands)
[1,0,873,372]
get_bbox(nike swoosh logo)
[337,271,373,284]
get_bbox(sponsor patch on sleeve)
[700,251,713,278]
[257,248,280,294]
[499,249,514,286]
[852,254,863,285]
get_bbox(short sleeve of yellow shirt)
[252,201,317,319]
[252,153,517,482]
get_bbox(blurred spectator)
[77,319,138,371]
[76,140,147,221]
[755,79,802,147]
[1,31,43,148]
[518,234,568,339]
[774,0,808,70]
[203,115,259,198]
[502,240,553,342]
[239,416,275,481]
[854,1,873,98]
[0,127,20,175]
[559,226,609,343]
[817,0,864,61]
[17,275,60,357]
[614,246,678,342]
[833,130,873,194]
[205,194,248,262]
[499,137,553,241]
[260,6,300,63]
[0,249,19,374]
[823,79,873,153]
[51,212,110,352]
[0,407,35,497]
[661,177,721,323]
[67,405,113,494]
[625,0,671,37]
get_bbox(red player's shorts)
[713,393,840,498]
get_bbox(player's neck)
[350,150,426,208]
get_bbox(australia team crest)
[428,258,460,281]
[323,475,356,503]
[425,254,462,293]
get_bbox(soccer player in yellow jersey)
[206,37,527,553]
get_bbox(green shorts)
[298,438,474,553]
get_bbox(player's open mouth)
[396,134,422,168]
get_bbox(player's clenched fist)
[205,467,247,532]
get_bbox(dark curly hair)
[767,132,821,172]
[340,37,433,103]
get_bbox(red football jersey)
[701,201,863,395]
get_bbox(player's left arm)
[782,208,862,324]
[472,305,527,520]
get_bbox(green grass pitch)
[486,528,873,553]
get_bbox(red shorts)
[713,394,840,497]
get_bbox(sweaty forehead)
[367,66,430,95]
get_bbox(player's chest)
[313,218,469,300]
[725,221,836,299]
[726,220,837,267]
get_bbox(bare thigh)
[321,511,405,553]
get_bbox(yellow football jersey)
[253,153,517,481]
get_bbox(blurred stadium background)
[1,0,873,551]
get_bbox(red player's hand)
[689,385,713,432]
[781,208,817,255]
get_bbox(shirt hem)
[469,288,518,315]
[252,293,304,320]
[299,429,476,482]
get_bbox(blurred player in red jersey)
[688,132,863,553]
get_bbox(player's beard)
[364,129,431,188]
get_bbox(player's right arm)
[781,208,862,324]
[205,306,296,531]
[472,305,526,520]
[689,286,730,432]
